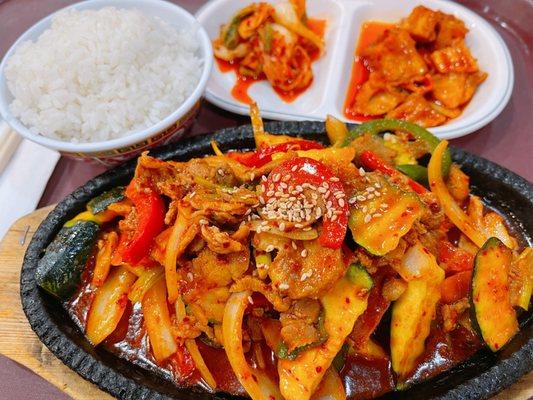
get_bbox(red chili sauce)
[343,22,394,121]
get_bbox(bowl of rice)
[0,0,212,165]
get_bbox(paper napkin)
[0,121,60,239]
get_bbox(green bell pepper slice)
[342,119,452,177]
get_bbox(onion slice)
[185,339,217,390]
[223,291,282,400]
[428,141,487,247]
[249,220,318,240]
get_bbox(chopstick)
[0,124,22,175]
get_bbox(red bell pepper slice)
[119,182,166,265]
[228,139,324,168]
[441,270,472,304]
[437,241,474,274]
[359,150,428,194]
[262,157,348,249]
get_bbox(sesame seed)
[348,197,357,205]
[374,192,381,197]
[187,272,194,281]
[266,245,275,252]
[359,167,366,176]
[283,174,291,182]
[367,187,375,192]
[295,223,304,228]
[383,133,397,143]
[330,177,340,182]
[338,198,345,207]
[367,194,374,200]
[218,168,225,176]
[248,296,254,304]
[373,213,382,218]
[261,220,268,226]
[279,222,286,231]
[280,182,288,189]
[267,190,275,197]
[324,190,331,198]
[273,173,281,182]
[374,182,381,188]
[292,241,297,250]
[331,214,338,221]
[279,283,290,290]
[259,196,265,205]
[357,195,366,201]
[291,165,298,172]
[199,219,208,225]
[301,249,308,257]
[250,173,255,181]
[261,175,267,182]
[300,271,313,281]
[362,206,368,213]
[364,214,372,223]
[318,187,327,193]
[322,182,329,189]
[303,226,312,231]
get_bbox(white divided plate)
[196,0,513,139]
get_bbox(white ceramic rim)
[196,0,514,140]
[0,0,213,153]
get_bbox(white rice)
[4,7,202,143]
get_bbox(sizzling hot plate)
[21,122,533,399]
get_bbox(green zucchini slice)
[36,220,99,299]
[470,237,519,351]
[349,178,424,256]
[391,250,444,383]
[86,186,125,214]
[277,264,372,399]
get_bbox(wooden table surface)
[0,0,531,399]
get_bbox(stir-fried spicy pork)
[36,105,531,399]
